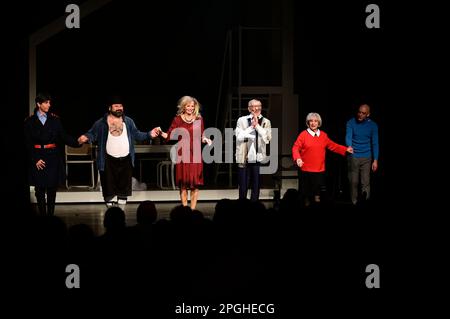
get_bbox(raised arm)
[80,119,102,144]
[326,135,351,156]
[127,118,152,142]
[160,117,178,141]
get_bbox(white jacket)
[235,114,272,165]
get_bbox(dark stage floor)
[35,201,274,235]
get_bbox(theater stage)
[29,187,282,203]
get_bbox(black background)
[2,0,444,315]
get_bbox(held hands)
[296,158,304,168]
[150,127,168,139]
[78,135,88,144]
[151,126,210,143]
[150,127,160,138]
[346,146,354,154]
[159,127,168,139]
[36,159,46,170]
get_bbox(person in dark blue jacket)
[24,93,80,215]
[78,96,159,209]
[345,104,379,205]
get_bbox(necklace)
[182,114,195,123]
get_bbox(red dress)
[166,115,204,188]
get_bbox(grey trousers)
[347,157,372,204]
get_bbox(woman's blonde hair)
[176,96,201,117]
[305,112,322,127]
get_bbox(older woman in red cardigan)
[292,112,353,206]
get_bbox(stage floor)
[29,187,282,203]
[39,201,274,236]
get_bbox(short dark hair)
[136,200,157,225]
[35,92,52,104]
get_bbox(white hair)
[305,112,322,127]
[248,99,262,108]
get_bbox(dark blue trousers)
[238,163,260,201]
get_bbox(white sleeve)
[235,117,255,141]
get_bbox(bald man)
[345,104,379,205]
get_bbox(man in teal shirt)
[346,104,379,205]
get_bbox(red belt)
[34,144,57,149]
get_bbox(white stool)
[157,161,176,190]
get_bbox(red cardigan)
[292,130,347,172]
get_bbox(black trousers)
[238,163,261,201]
[35,186,57,216]
[100,154,132,202]
[299,171,326,200]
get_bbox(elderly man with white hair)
[235,99,272,201]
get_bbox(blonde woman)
[159,96,211,209]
